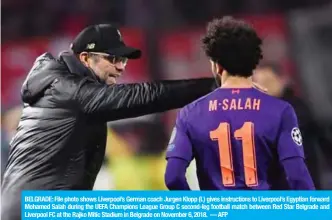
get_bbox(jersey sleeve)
[277,104,305,161]
[165,109,193,162]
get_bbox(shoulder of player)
[252,89,296,117]
[271,98,296,124]
[180,89,219,117]
[280,101,296,116]
[253,88,291,106]
[275,97,294,113]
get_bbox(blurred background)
[1,0,332,190]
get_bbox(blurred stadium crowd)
[1,0,332,189]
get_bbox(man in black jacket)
[1,24,217,220]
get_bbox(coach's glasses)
[88,52,128,66]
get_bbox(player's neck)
[221,76,253,89]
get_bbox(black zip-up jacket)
[1,51,214,220]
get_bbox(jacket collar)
[59,51,101,82]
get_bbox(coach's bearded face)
[80,52,127,85]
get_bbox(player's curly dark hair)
[202,16,263,77]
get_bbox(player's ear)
[209,60,222,75]
[216,63,224,75]
[209,60,215,73]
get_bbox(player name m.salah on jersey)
[209,97,261,111]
